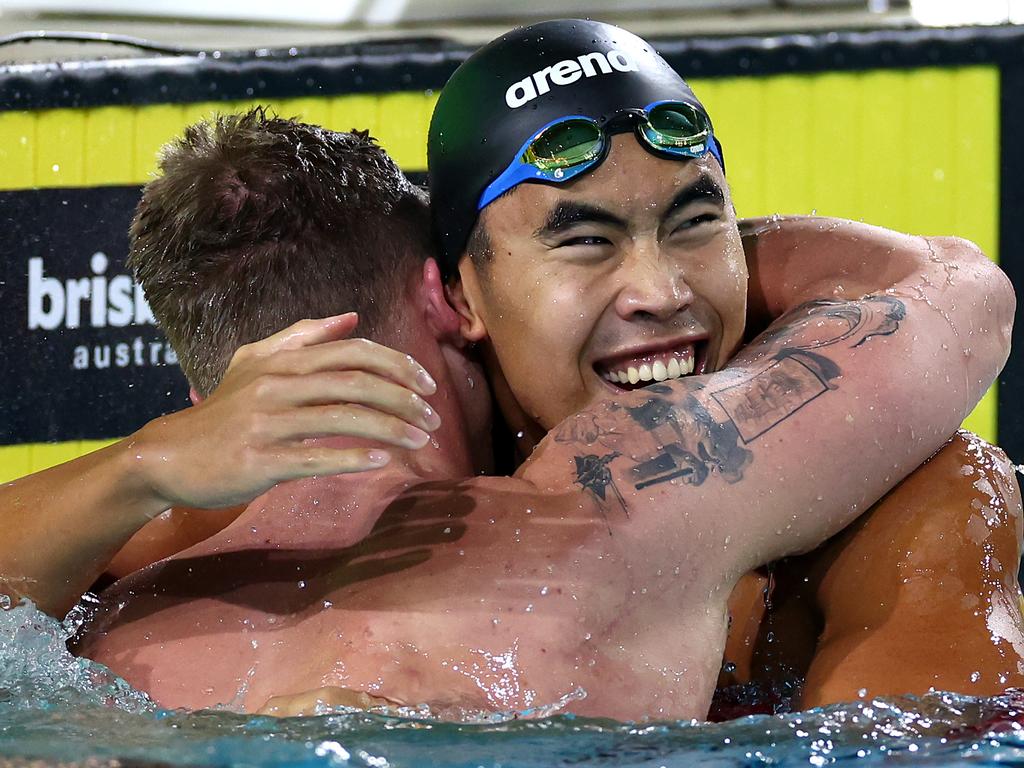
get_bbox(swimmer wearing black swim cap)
[428,18,725,274]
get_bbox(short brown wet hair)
[129,107,430,395]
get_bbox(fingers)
[228,314,360,372]
[283,372,441,432]
[257,686,392,717]
[268,405,434,449]
[265,339,437,396]
[224,316,437,397]
[272,446,394,481]
[263,314,360,353]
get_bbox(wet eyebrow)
[663,173,726,220]
[534,201,626,238]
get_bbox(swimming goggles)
[478,100,723,210]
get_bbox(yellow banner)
[0,65,1000,481]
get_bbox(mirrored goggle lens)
[523,119,604,172]
[642,102,712,151]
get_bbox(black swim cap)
[428,18,723,276]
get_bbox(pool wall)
[0,25,1021,481]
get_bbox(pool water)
[3,599,1024,767]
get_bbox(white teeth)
[602,352,697,387]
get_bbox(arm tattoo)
[555,413,624,448]
[573,453,628,534]
[562,296,906,507]
[711,349,836,442]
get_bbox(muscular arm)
[0,315,441,617]
[521,232,1013,584]
[741,215,966,336]
[0,442,173,616]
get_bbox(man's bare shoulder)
[84,473,600,627]
[362,475,608,569]
[76,473,621,712]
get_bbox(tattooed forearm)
[748,295,905,356]
[561,295,906,499]
[712,350,836,442]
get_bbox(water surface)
[3,600,1023,767]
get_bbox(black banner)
[5,26,1024,114]
[1000,62,1024,462]
[0,186,189,445]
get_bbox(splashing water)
[0,596,152,714]
[4,600,1024,767]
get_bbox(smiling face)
[453,134,748,437]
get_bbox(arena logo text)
[504,49,639,109]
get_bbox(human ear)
[445,257,489,344]
[418,258,469,345]
[189,386,204,406]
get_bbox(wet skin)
[78,136,1017,717]
[77,242,1008,719]
[454,135,1024,708]
[718,431,1024,712]
[454,135,747,451]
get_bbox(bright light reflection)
[911,0,1024,25]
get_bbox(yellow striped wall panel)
[695,66,999,441]
[0,65,1000,482]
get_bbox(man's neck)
[224,372,480,549]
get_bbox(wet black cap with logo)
[428,18,722,276]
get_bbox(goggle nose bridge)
[599,108,649,134]
[477,100,721,211]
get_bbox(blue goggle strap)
[477,105,724,211]
[477,114,597,211]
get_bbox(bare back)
[80,231,1014,720]
[78,471,727,719]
